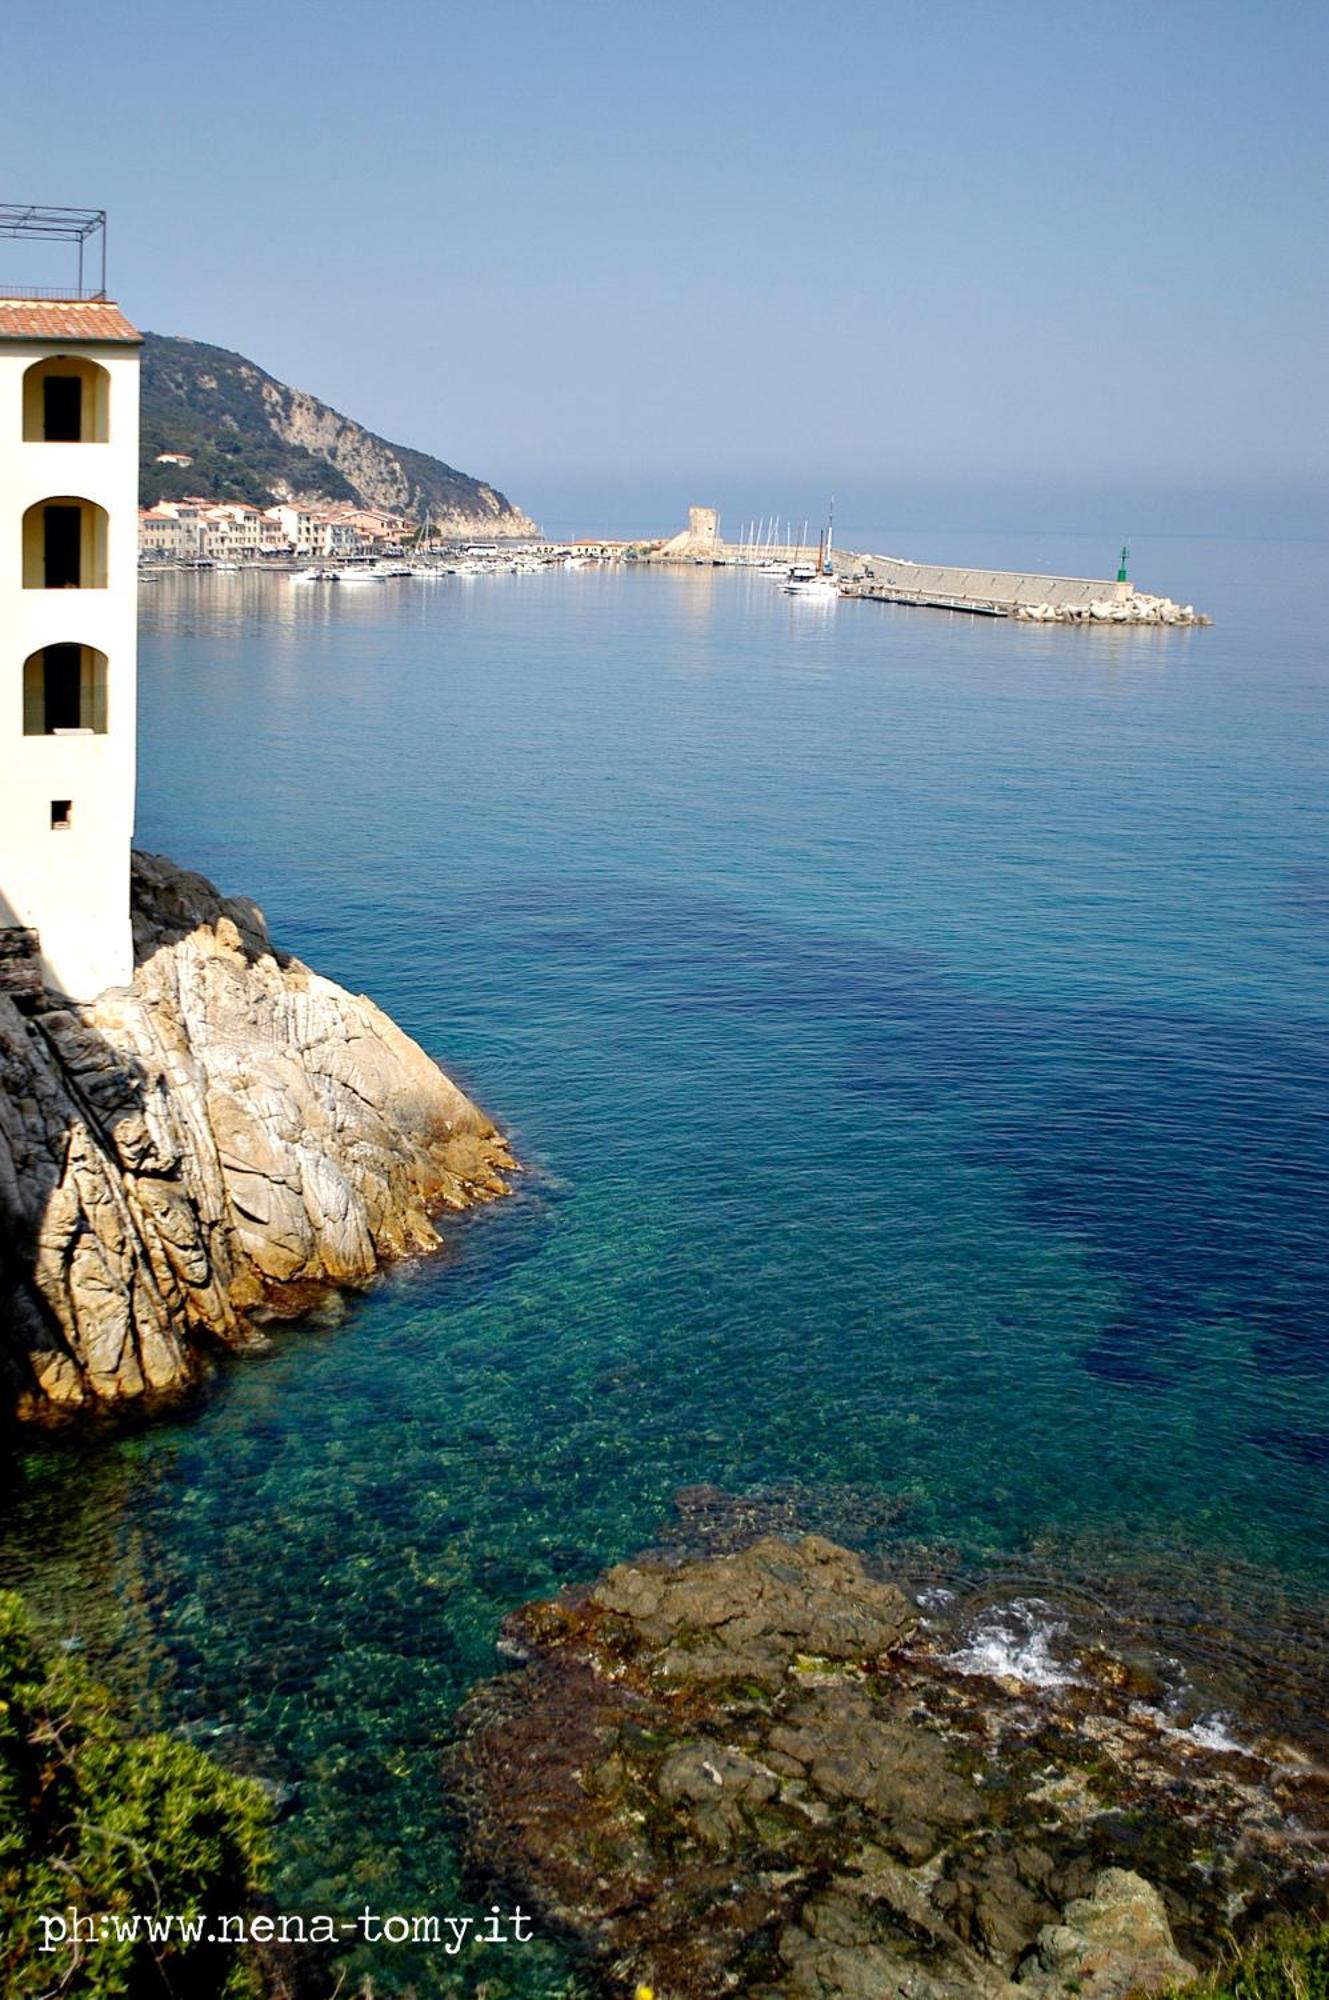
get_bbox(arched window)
[22,498,109,588]
[22,645,108,734]
[22,356,111,442]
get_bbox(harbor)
[652,505,1211,624]
[139,509,1211,626]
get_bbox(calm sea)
[4,535,1327,1992]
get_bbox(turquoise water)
[4,540,1328,1992]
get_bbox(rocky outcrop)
[1017,1872,1194,2000]
[0,852,514,1419]
[447,1516,1328,1999]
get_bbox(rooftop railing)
[0,283,111,302]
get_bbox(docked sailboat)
[783,501,839,598]
[783,563,838,598]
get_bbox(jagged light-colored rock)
[0,852,513,1417]
[1018,1869,1196,1999]
[265,379,539,536]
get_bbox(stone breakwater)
[0,851,514,1420]
[1013,592,1206,626]
[447,1523,1328,2000]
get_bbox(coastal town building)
[137,496,415,560]
[139,499,290,560]
[1,205,140,999]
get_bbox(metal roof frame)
[0,205,108,299]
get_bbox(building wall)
[0,338,139,998]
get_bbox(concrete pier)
[844,556,1123,616]
[845,555,1206,624]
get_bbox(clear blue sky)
[5,0,1325,537]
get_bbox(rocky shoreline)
[446,1497,1329,1999]
[0,852,514,1421]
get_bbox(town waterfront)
[3,535,1327,1991]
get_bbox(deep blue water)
[4,538,1327,1993]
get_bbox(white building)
[140,499,207,559]
[0,292,141,999]
[142,498,270,560]
[263,503,358,557]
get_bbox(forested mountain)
[139,333,536,535]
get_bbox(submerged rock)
[0,851,515,1418]
[447,1524,1327,1998]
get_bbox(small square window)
[51,800,73,831]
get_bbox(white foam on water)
[1129,1701,1248,1754]
[1186,1713,1245,1751]
[945,1599,1078,1690]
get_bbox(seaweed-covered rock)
[447,1526,1327,1999]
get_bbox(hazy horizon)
[5,0,1325,540]
[509,475,1329,548]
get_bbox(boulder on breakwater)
[0,851,514,1419]
[1014,593,1210,625]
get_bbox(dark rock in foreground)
[0,852,515,1418]
[447,1529,1329,1999]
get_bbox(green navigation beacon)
[1117,542,1130,584]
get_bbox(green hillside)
[138,333,535,533]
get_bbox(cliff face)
[264,381,537,535]
[0,853,514,1420]
[139,334,539,536]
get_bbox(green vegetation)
[1178,1927,1329,2000]
[0,1592,271,1999]
[139,332,522,527]
[139,335,360,509]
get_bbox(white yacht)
[783,501,839,598]
[783,564,838,599]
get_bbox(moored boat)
[783,500,839,598]
[783,563,838,599]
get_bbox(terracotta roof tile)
[0,298,141,344]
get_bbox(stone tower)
[0,207,140,999]
[659,505,721,559]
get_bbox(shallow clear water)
[4,541,1327,1992]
